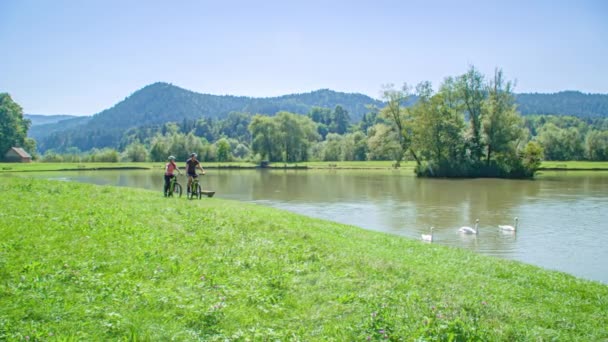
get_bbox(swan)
[499,217,518,231]
[421,227,434,242]
[459,219,479,234]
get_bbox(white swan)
[499,217,518,231]
[459,219,479,234]
[421,227,434,242]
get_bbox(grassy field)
[1,177,607,340]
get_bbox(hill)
[28,84,608,153]
[25,114,80,126]
[515,91,608,117]
[30,82,384,152]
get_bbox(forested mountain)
[515,91,608,117]
[31,82,384,151]
[29,82,608,153]
[29,116,91,145]
[25,114,79,126]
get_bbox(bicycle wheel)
[173,183,182,198]
[195,183,202,199]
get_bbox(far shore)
[1,160,608,173]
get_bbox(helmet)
[168,156,175,160]
[190,153,197,157]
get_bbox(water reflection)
[10,169,608,284]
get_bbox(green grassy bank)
[2,160,608,173]
[1,178,607,340]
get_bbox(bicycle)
[166,175,182,197]
[187,175,202,200]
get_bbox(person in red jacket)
[164,155,181,197]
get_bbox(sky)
[1,0,607,116]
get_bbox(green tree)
[358,105,380,134]
[537,124,584,160]
[379,84,420,166]
[125,141,148,162]
[219,112,252,143]
[249,115,279,162]
[521,141,544,176]
[150,135,170,162]
[0,93,32,156]
[215,138,232,162]
[457,66,486,161]
[275,112,319,163]
[351,131,368,161]
[411,80,466,176]
[233,143,251,160]
[585,130,608,160]
[323,133,343,161]
[482,69,525,167]
[330,105,350,135]
[366,123,402,161]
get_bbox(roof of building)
[7,147,32,158]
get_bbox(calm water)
[14,169,608,284]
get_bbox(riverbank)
[2,160,608,172]
[1,178,606,340]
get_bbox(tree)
[215,138,232,162]
[585,130,608,160]
[275,112,319,163]
[537,124,584,160]
[323,133,343,161]
[125,141,148,162]
[482,69,525,167]
[150,135,170,162]
[330,105,350,135]
[366,124,402,161]
[0,93,32,157]
[457,66,486,161]
[379,84,420,166]
[358,105,380,134]
[411,80,467,176]
[521,141,544,176]
[219,112,252,143]
[249,115,279,161]
[350,131,368,161]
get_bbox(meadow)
[0,177,607,340]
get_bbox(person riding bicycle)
[186,153,205,193]
[164,155,182,197]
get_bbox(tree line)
[4,67,608,177]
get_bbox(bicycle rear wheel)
[188,183,203,199]
[188,183,198,199]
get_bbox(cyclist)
[164,155,182,197]
[186,153,206,193]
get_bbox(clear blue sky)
[1,0,606,115]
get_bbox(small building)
[4,147,32,163]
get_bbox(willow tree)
[275,111,319,163]
[249,115,279,162]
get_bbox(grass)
[1,177,607,340]
[538,161,608,170]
